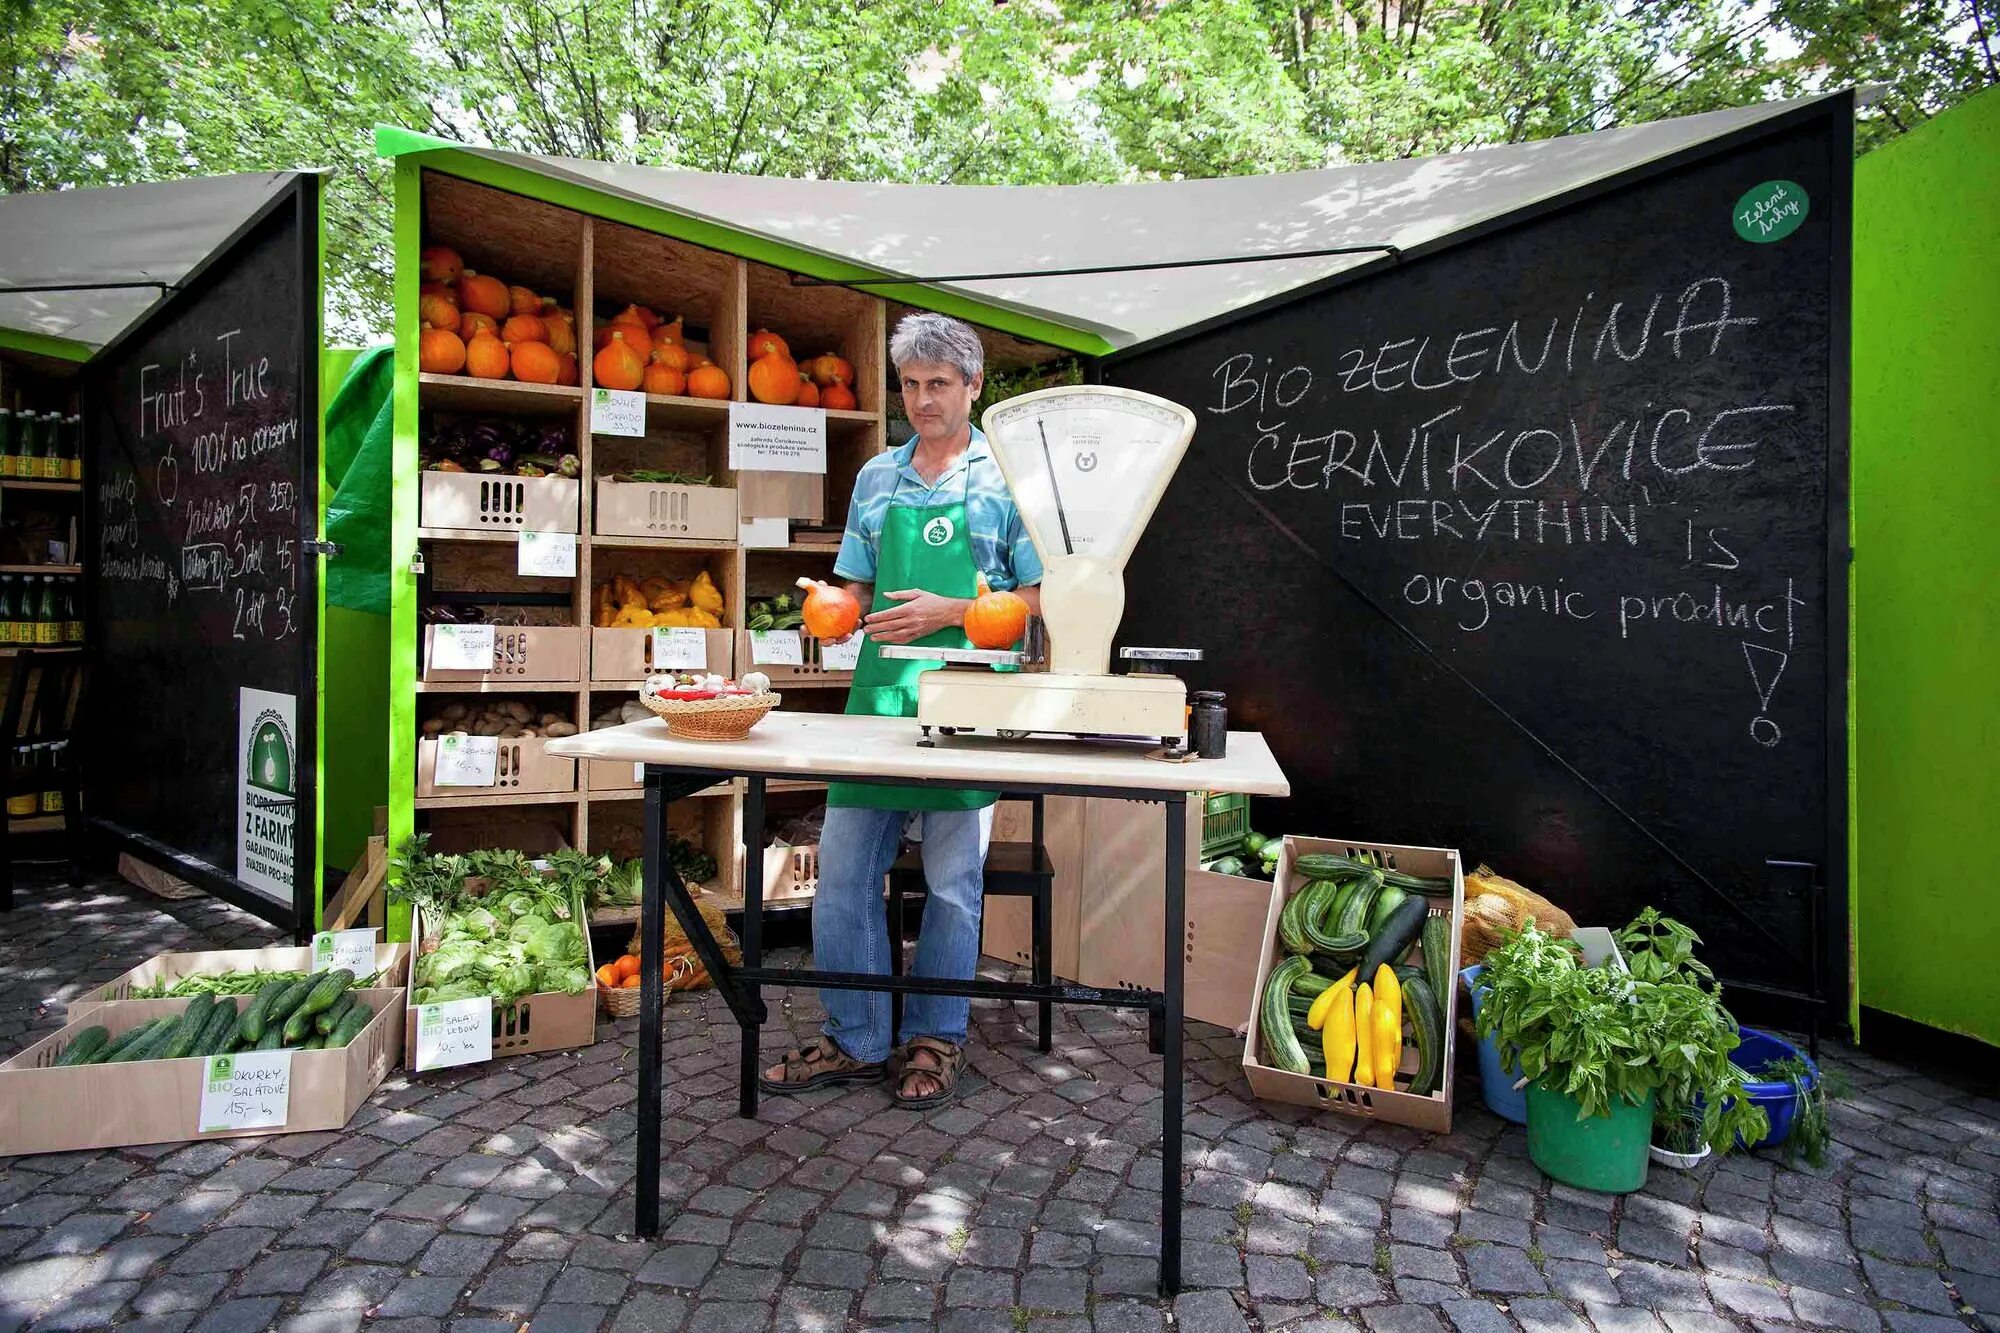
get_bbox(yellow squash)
[1372,964,1402,1090]
[1321,980,1355,1082]
[1352,982,1374,1087]
[1306,967,1356,1031]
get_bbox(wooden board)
[422,172,584,302]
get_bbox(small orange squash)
[748,351,801,405]
[556,352,580,386]
[686,364,731,400]
[501,313,548,345]
[594,329,646,392]
[821,382,857,411]
[655,315,685,346]
[808,354,855,387]
[796,578,862,640]
[420,245,464,285]
[457,271,511,319]
[642,363,687,396]
[649,342,689,373]
[464,330,511,380]
[419,291,460,332]
[748,328,790,359]
[509,284,541,316]
[794,375,820,408]
[964,576,1030,649]
[594,320,653,360]
[543,315,576,356]
[618,303,660,329]
[510,340,561,384]
[458,310,499,342]
[420,280,454,301]
[419,324,467,375]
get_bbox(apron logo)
[1075,452,1098,472]
[922,516,955,547]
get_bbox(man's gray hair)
[890,312,984,384]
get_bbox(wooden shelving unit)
[0,480,81,494]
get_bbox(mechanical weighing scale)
[879,384,1201,748]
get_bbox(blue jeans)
[813,804,992,1064]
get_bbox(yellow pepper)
[1305,967,1356,1031]
[1353,982,1374,1088]
[1321,980,1355,1082]
[1372,964,1402,1090]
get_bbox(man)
[760,312,1042,1108]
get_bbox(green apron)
[827,468,997,811]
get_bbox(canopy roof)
[0,171,299,361]
[379,94,1835,353]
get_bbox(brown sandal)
[758,1036,885,1095]
[891,1036,966,1108]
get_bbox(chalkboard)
[1108,107,1848,1018]
[84,177,320,930]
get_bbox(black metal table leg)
[1160,792,1185,1296]
[739,776,766,1119]
[636,771,668,1236]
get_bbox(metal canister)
[1190,691,1227,759]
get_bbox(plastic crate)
[1200,791,1251,860]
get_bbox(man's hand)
[863,589,969,645]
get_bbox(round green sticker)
[1733,180,1809,244]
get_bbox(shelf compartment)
[415,735,577,799]
[417,374,584,416]
[594,478,737,543]
[590,626,734,683]
[420,625,584,684]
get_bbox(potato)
[439,703,469,722]
[539,712,564,728]
[544,721,579,738]
[475,718,507,736]
[499,724,523,739]
[620,702,650,724]
[420,718,445,737]
[502,700,534,723]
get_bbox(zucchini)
[1292,852,1355,881]
[327,1001,374,1049]
[1292,971,1334,999]
[1421,914,1453,1003]
[1332,870,1384,940]
[1293,851,1450,894]
[100,1019,160,1063]
[1367,884,1409,937]
[1277,884,1316,956]
[1258,955,1314,1074]
[238,978,290,1046]
[298,968,356,1019]
[162,995,214,1060]
[56,1026,111,1066]
[1303,877,1367,954]
[1404,975,1444,1096]
[314,993,357,1037]
[1360,897,1430,977]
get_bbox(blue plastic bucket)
[1461,965,1528,1125]
[1728,1027,1818,1149]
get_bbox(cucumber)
[262,978,315,1033]
[125,1017,182,1064]
[238,978,291,1046]
[1360,897,1431,978]
[1258,955,1314,1075]
[195,1000,244,1056]
[56,1026,111,1066]
[162,995,214,1060]
[1421,914,1453,1003]
[1367,884,1409,938]
[327,1002,374,1049]
[314,993,356,1037]
[253,1028,286,1052]
[298,969,355,1019]
[282,998,319,1045]
[298,1035,326,1051]
[1403,975,1444,1096]
[100,1020,160,1063]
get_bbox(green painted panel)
[0,327,93,362]
[323,605,389,877]
[386,160,423,942]
[1852,87,2000,1048]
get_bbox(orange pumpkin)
[808,354,855,387]
[419,324,466,375]
[648,342,690,373]
[643,363,687,396]
[595,320,653,360]
[464,331,511,380]
[821,382,857,411]
[508,284,541,316]
[594,330,646,392]
[747,351,801,405]
[419,291,460,332]
[748,328,790,359]
[655,315,685,346]
[556,352,581,386]
[510,340,561,384]
[420,245,464,285]
[420,280,453,300]
[964,577,1030,649]
[685,364,731,400]
[794,375,821,408]
[543,315,576,356]
[796,577,862,640]
[501,313,548,345]
[458,271,510,319]
[617,303,660,329]
[458,310,499,341]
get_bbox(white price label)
[517,530,577,577]
[728,401,828,474]
[431,623,496,670]
[750,630,804,666]
[818,632,863,671]
[312,928,377,976]
[414,998,492,1071]
[434,734,499,787]
[649,627,708,670]
[591,387,647,436]
[199,1050,293,1133]
[633,762,646,783]
[738,516,790,548]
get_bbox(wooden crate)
[1241,835,1464,1133]
[405,896,597,1069]
[594,479,738,541]
[420,472,579,534]
[421,625,582,684]
[762,844,819,904]
[71,943,410,1025]
[415,736,577,798]
[736,631,854,685]
[979,797,1086,981]
[589,627,734,682]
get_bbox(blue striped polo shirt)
[834,428,1044,591]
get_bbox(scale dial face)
[981,387,1196,565]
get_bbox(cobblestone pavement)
[0,868,1997,1333]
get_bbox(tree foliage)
[3,0,1992,336]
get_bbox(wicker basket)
[642,691,781,741]
[601,983,643,1019]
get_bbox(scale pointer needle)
[1037,418,1074,555]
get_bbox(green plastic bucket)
[1525,1082,1654,1194]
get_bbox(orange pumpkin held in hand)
[556,352,580,386]
[458,310,498,342]
[501,313,548,345]
[457,271,510,319]
[796,578,862,640]
[642,363,686,396]
[821,382,857,411]
[748,351,801,405]
[509,284,541,316]
[419,324,467,375]
[686,364,731,399]
[464,331,511,380]
[420,245,463,285]
[964,576,1030,649]
[511,340,561,384]
[809,354,855,387]
[594,329,647,391]
[748,328,790,359]
[794,375,820,408]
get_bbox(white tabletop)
[545,711,1290,797]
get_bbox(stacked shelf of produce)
[741,552,857,686]
[579,791,737,921]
